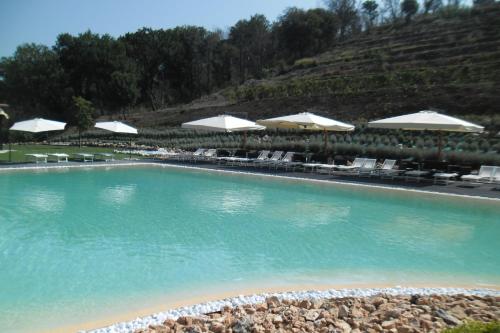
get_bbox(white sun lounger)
[315,163,337,175]
[255,151,283,168]
[190,148,206,162]
[25,154,48,164]
[376,160,403,179]
[357,159,377,176]
[335,158,366,171]
[74,153,94,162]
[434,172,459,185]
[461,165,496,183]
[48,153,69,163]
[276,152,303,171]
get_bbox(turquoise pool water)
[0,166,499,332]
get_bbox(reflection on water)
[24,188,66,213]
[191,188,264,214]
[99,185,137,205]
[267,201,351,227]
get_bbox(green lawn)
[0,144,132,163]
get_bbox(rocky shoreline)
[138,293,499,333]
[86,288,500,333]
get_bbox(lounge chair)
[357,159,377,177]
[48,153,69,163]
[224,150,270,166]
[94,153,114,162]
[375,159,401,179]
[303,162,329,173]
[74,153,94,162]
[461,165,496,183]
[316,162,337,175]
[201,149,217,161]
[433,172,459,185]
[190,148,206,162]
[275,152,303,171]
[335,158,366,172]
[255,151,283,168]
[25,154,48,164]
[249,150,272,167]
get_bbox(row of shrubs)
[41,127,499,167]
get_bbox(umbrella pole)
[323,129,328,154]
[437,131,443,161]
[8,133,11,163]
[243,131,247,149]
[129,136,132,160]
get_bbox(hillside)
[124,5,500,128]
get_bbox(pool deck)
[1,159,500,199]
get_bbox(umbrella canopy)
[257,112,354,154]
[368,110,484,160]
[368,110,484,133]
[0,108,9,119]
[10,118,66,133]
[182,115,265,132]
[95,121,138,134]
[256,112,355,131]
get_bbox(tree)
[229,14,272,83]
[0,43,71,120]
[473,0,495,6]
[401,0,419,22]
[382,0,401,21]
[274,8,338,61]
[424,0,443,13]
[325,0,359,38]
[73,96,95,147]
[362,0,379,29]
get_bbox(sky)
[0,0,321,58]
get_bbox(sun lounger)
[48,153,69,163]
[335,158,366,172]
[303,162,327,173]
[316,163,337,175]
[255,151,283,168]
[461,165,496,183]
[74,153,94,162]
[250,150,272,167]
[375,159,400,179]
[275,152,303,171]
[94,153,114,162]
[25,154,48,164]
[433,172,459,185]
[357,159,377,177]
[200,149,217,161]
[190,148,206,162]
[223,150,270,166]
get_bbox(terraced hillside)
[125,4,500,128]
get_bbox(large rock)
[435,309,463,326]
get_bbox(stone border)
[85,287,500,333]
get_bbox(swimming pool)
[0,165,499,332]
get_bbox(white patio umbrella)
[10,117,66,133]
[257,112,355,152]
[368,110,484,159]
[182,115,265,147]
[95,121,138,158]
[8,117,66,162]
